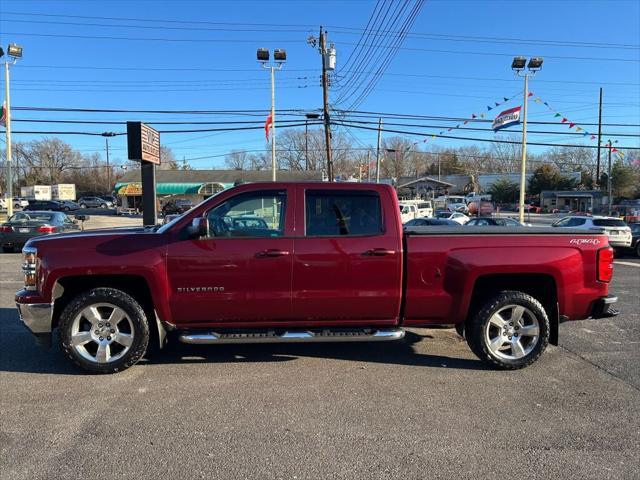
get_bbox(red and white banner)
[264,113,273,141]
[492,106,521,132]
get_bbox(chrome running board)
[178,328,405,345]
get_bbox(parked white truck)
[21,185,52,201]
[51,184,76,201]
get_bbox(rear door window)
[593,219,627,227]
[305,191,383,236]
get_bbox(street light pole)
[257,48,286,181]
[518,72,529,225]
[2,44,22,218]
[4,60,13,217]
[270,65,276,181]
[512,56,543,224]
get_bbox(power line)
[4,10,638,50]
[5,30,638,63]
[332,121,640,150]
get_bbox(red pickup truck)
[15,182,618,373]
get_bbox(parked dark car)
[58,200,81,211]
[162,198,194,216]
[466,217,526,227]
[403,217,460,227]
[628,222,640,257]
[100,195,118,205]
[78,196,112,208]
[24,200,67,212]
[0,211,80,252]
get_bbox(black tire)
[636,243,640,258]
[454,323,465,339]
[64,206,70,211]
[466,290,549,370]
[58,287,149,374]
[100,203,107,208]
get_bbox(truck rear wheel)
[58,287,149,374]
[466,291,549,370]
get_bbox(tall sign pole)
[127,122,160,226]
[4,61,13,217]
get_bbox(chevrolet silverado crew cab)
[15,182,618,373]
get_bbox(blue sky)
[1,0,639,169]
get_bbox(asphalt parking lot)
[0,221,638,480]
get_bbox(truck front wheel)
[58,287,149,374]
[466,291,549,370]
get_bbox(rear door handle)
[365,248,395,256]
[256,249,290,258]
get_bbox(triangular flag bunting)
[561,118,568,123]
[471,114,477,119]
[487,106,493,111]
[494,102,500,107]
[479,113,485,118]
[611,148,618,153]
[503,97,509,102]
[554,113,561,117]
[569,123,575,128]
[528,92,533,97]
[463,120,468,124]
[576,127,582,132]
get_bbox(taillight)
[0,225,12,233]
[597,247,614,283]
[37,225,56,233]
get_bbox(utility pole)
[101,132,116,193]
[305,119,309,170]
[607,140,613,216]
[596,87,603,186]
[319,27,334,181]
[375,118,383,183]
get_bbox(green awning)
[115,182,203,195]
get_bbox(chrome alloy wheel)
[484,305,540,360]
[70,303,135,364]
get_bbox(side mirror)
[188,217,209,238]
[75,214,90,222]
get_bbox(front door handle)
[256,249,290,258]
[365,248,395,256]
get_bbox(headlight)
[22,247,38,290]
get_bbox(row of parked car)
[1,195,116,212]
[403,213,639,256]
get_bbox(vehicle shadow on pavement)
[0,308,486,374]
[152,331,487,371]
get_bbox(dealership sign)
[492,106,522,132]
[127,122,161,164]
